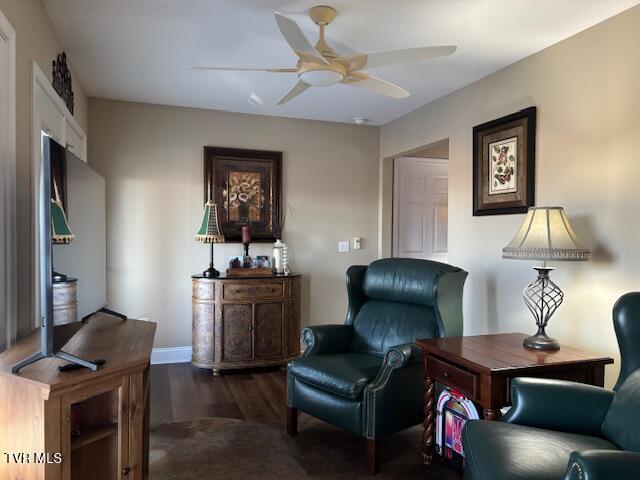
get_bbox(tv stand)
[82,306,127,323]
[99,307,127,321]
[0,315,156,479]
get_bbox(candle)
[241,224,251,244]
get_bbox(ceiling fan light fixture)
[299,68,344,87]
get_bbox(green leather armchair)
[286,258,468,474]
[462,292,640,480]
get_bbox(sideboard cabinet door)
[254,302,283,359]
[222,303,253,362]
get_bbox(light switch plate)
[353,237,361,250]
[338,240,350,253]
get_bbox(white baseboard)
[151,346,192,365]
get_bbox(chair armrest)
[302,325,353,356]
[363,343,423,438]
[503,378,614,436]
[369,343,421,388]
[563,450,640,480]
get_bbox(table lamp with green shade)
[503,206,591,350]
[51,198,75,282]
[195,200,224,277]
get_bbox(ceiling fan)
[190,5,456,105]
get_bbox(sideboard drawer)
[193,278,215,301]
[426,355,478,399]
[222,281,284,300]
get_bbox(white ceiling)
[44,0,639,125]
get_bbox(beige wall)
[0,0,88,336]
[89,99,379,348]
[380,6,640,387]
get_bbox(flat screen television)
[12,135,118,373]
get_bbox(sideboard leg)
[286,406,298,436]
[422,375,435,465]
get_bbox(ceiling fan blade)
[274,12,329,65]
[342,45,457,71]
[344,73,409,99]
[276,81,311,105]
[188,66,297,73]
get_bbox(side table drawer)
[426,355,478,399]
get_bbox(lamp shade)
[195,201,224,243]
[502,206,590,261]
[51,199,74,245]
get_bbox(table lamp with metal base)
[195,201,224,278]
[503,207,590,350]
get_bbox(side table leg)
[483,408,502,421]
[422,375,436,465]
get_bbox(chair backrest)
[601,292,640,451]
[347,258,467,357]
[613,292,640,390]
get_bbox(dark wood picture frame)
[472,107,536,216]
[204,146,282,242]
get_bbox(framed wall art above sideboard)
[204,146,282,242]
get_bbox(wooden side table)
[417,333,614,465]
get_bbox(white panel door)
[0,8,16,351]
[393,157,448,262]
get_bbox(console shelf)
[70,423,117,451]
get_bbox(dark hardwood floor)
[150,362,289,426]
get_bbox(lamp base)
[522,267,564,351]
[523,330,560,350]
[202,266,220,278]
[52,270,68,283]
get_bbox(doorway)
[392,140,449,262]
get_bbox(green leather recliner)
[462,292,640,480]
[286,258,468,474]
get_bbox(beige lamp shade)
[502,207,590,261]
[195,201,224,243]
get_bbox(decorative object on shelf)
[51,195,75,282]
[473,107,536,216]
[195,200,225,278]
[503,206,591,350]
[273,239,286,274]
[282,242,290,275]
[242,224,251,257]
[436,388,481,471]
[226,255,272,276]
[204,146,282,242]
[52,52,74,114]
[272,202,290,275]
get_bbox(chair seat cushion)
[288,353,383,400]
[462,420,619,480]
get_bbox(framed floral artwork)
[472,107,536,216]
[204,146,282,242]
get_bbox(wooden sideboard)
[0,316,156,480]
[192,273,302,374]
[53,279,78,325]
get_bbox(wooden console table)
[192,273,302,374]
[417,333,614,465]
[0,315,156,480]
